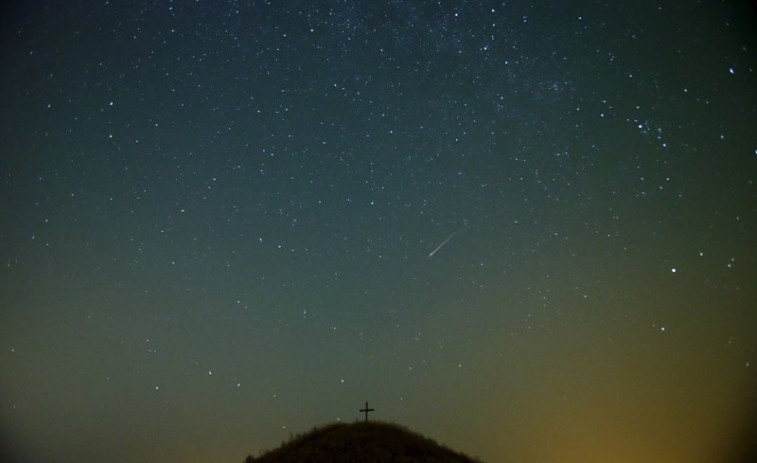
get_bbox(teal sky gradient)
[1,2,756,462]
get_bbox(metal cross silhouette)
[359,401,375,422]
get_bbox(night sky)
[1,1,756,462]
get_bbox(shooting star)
[428,232,456,258]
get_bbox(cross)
[359,401,375,422]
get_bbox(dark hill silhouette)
[243,421,482,463]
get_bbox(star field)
[1,1,756,463]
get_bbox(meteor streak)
[428,232,456,258]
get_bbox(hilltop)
[243,421,482,463]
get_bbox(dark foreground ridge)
[244,421,483,463]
